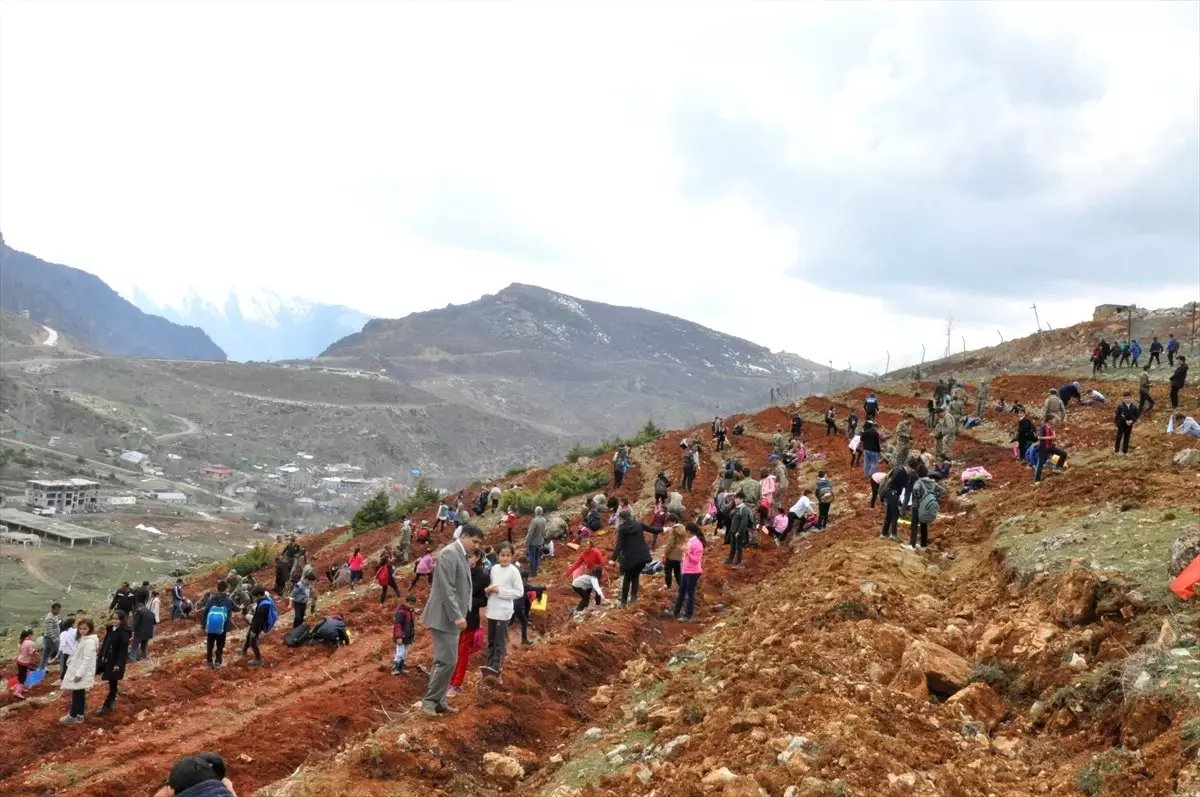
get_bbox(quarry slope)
[0,370,1197,797]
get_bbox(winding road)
[40,326,58,347]
[154,414,201,441]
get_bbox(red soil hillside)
[1,368,1198,797]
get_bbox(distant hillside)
[322,283,868,440]
[130,287,371,362]
[0,236,226,360]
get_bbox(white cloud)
[1,1,1196,369]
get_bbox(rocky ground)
[0,369,1197,797]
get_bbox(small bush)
[969,661,1013,692]
[352,491,392,535]
[543,465,607,497]
[565,418,663,462]
[501,488,563,516]
[392,480,441,520]
[228,542,271,576]
[1075,749,1137,797]
[504,466,529,478]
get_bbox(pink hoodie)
[349,552,364,572]
[682,535,704,575]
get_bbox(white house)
[156,492,188,504]
[106,496,137,506]
[119,450,148,465]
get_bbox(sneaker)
[522,639,533,647]
[481,666,499,678]
[391,667,406,677]
[732,563,744,569]
[205,662,215,669]
[418,704,440,718]
[678,617,692,623]
[58,714,75,725]
[96,704,113,716]
[435,703,458,715]
[446,686,461,698]
[248,659,263,667]
[214,663,225,670]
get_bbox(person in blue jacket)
[1130,340,1142,367]
[1057,381,1082,407]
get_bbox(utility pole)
[885,351,890,374]
[997,330,1004,343]
[1031,303,1041,333]
[1126,305,1133,344]
[827,361,833,393]
[961,336,966,361]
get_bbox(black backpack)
[587,511,603,532]
[284,622,316,648]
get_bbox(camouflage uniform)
[933,412,956,459]
[1041,395,1066,423]
[892,418,913,468]
[737,477,761,505]
[771,431,785,457]
[976,379,990,418]
[772,460,789,495]
[950,386,967,424]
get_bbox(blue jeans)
[673,573,700,619]
[172,599,182,620]
[526,543,542,578]
[862,450,879,478]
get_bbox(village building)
[24,479,99,514]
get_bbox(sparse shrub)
[832,601,870,620]
[391,480,440,521]
[543,465,607,497]
[352,491,392,535]
[1182,717,1200,757]
[565,418,663,462]
[227,542,271,576]
[504,465,528,478]
[969,661,1013,693]
[1075,748,1137,797]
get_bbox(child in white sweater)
[483,542,525,679]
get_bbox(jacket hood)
[176,781,234,797]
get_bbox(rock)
[482,752,526,781]
[582,727,604,741]
[945,683,1006,731]
[606,744,629,764]
[1051,567,1097,627]
[775,735,814,765]
[702,767,739,790]
[889,656,930,701]
[136,709,151,721]
[892,640,971,697]
[621,658,649,681]
[1173,448,1200,467]
[647,705,681,729]
[1132,671,1152,691]
[396,734,412,752]
[992,736,1021,757]
[660,735,690,758]
[237,753,253,763]
[549,754,564,765]
[503,745,539,769]
[888,772,917,789]
[590,685,614,707]
[636,767,653,784]
[1170,531,1200,577]
[1068,653,1088,672]
[860,580,878,597]
[730,711,766,732]
[724,777,768,797]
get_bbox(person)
[149,589,162,626]
[419,524,483,717]
[661,513,687,590]
[849,431,862,468]
[790,413,803,438]
[1170,356,1189,410]
[976,379,990,418]
[892,414,913,473]
[784,490,815,540]
[1149,336,1164,368]
[411,547,436,590]
[1168,333,1180,367]
[572,567,605,615]
[1015,410,1037,462]
[1138,365,1156,414]
[653,472,671,504]
[814,471,835,530]
[447,548,487,696]
[1114,392,1139,456]
[1041,389,1067,423]
[647,502,667,551]
[376,554,400,604]
[58,616,79,673]
[288,576,312,629]
[932,407,955,460]
[565,536,606,581]
[525,506,547,578]
[824,407,837,435]
[880,459,912,540]
[13,629,39,699]
[392,594,417,676]
[272,556,289,598]
[58,618,98,725]
[859,421,881,478]
[909,472,945,550]
[241,586,273,666]
[110,582,135,613]
[1058,381,1083,408]
[397,516,413,564]
[846,410,859,441]
[172,578,187,619]
[134,580,151,607]
[672,523,705,622]
[1131,339,1142,367]
[1034,417,1068,485]
[131,599,156,661]
[348,547,365,586]
[869,459,889,509]
[611,508,651,607]
[1172,412,1200,438]
[202,581,235,669]
[511,571,545,647]
[758,467,777,532]
[482,542,524,680]
[433,502,451,534]
[504,508,518,544]
[313,614,350,646]
[152,753,238,797]
[864,392,879,421]
[42,602,62,672]
[725,492,752,568]
[95,610,131,715]
[613,445,631,488]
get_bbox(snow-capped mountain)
[129,286,371,362]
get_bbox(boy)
[392,595,417,675]
[201,580,236,669]
[243,585,274,666]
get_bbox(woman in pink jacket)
[671,523,705,622]
[348,547,365,586]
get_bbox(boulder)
[702,767,739,791]
[647,705,681,729]
[482,752,526,781]
[889,656,929,701]
[945,683,1006,731]
[892,640,971,697]
[1051,567,1097,627]
[502,745,539,770]
[1170,531,1200,578]
[590,686,614,707]
[1174,449,1200,468]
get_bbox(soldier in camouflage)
[976,378,990,418]
[950,384,968,424]
[933,408,956,460]
[892,413,914,470]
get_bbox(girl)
[448,549,489,697]
[96,610,131,715]
[647,503,667,551]
[505,508,517,544]
[565,536,605,581]
[433,503,450,533]
[482,542,524,679]
[572,567,605,615]
[148,590,162,626]
[375,554,398,605]
[672,523,705,622]
[758,467,777,531]
[59,618,98,724]
[410,548,436,590]
[13,629,39,699]
[349,547,365,586]
[660,514,687,591]
[512,571,546,646]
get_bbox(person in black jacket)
[447,550,489,697]
[96,610,131,715]
[610,509,651,608]
[1170,357,1189,409]
[242,586,272,666]
[1114,393,1139,455]
[133,580,151,607]
[859,422,882,478]
[130,600,156,661]
[109,582,134,613]
[790,414,803,438]
[880,460,912,541]
[1015,411,1037,462]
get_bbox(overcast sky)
[2,1,1197,373]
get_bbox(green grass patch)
[501,465,607,515]
[227,542,272,576]
[504,466,529,478]
[27,763,101,790]
[1075,748,1138,797]
[546,729,655,795]
[566,420,663,463]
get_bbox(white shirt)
[453,525,463,540]
[485,563,525,622]
[1178,416,1200,438]
[571,574,604,602]
[849,435,861,452]
[58,627,79,656]
[149,596,161,623]
[789,496,814,517]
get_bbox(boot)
[96,702,114,715]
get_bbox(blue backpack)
[261,597,279,633]
[1023,445,1038,466]
[205,602,230,634]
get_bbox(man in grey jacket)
[525,506,547,578]
[420,525,484,716]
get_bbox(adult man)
[790,414,803,438]
[110,582,135,613]
[1168,334,1180,367]
[1169,356,1189,410]
[172,578,186,620]
[857,420,881,479]
[880,458,912,541]
[420,525,483,717]
[1172,413,1200,439]
[1034,417,1069,485]
[1114,393,1139,456]
[1057,381,1082,408]
[1149,337,1164,368]
[525,507,547,578]
[1139,365,1156,414]
[1130,340,1142,367]
[725,492,752,568]
[892,414,914,472]
[933,408,956,460]
[1041,389,1066,423]
[976,378,990,418]
[863,393,879,422]
[42,602,62,671]
[771,428,786,457]
[488,485,502,513]
[950,384,968,423]
[736,467,761,506]
[784,490,815,540]
[397,516,413,564]
[1015,410,1037,462]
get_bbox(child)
[410,548,435,590]
[13,629,39,699]
[482,542,524,679]
[391,595,416,676]
[59,618,98,724]
[512,570,546,647]
[432,503,450,533]
[375,555,399,605]
[572,567,605,615]
[58,617,80,673]
[505,508,518,544]
[672,523,705,622]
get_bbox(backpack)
[261,597,279,633]
[284,622,315,647]
[916,480,940,524]
[816,481,834,504]
[733,424,745,436]
[587,511,603,532]
[205,602,229,634]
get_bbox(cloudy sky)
[2,1,1197,373]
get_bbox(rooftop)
[0,508,111,542]
[26,478,100,488]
